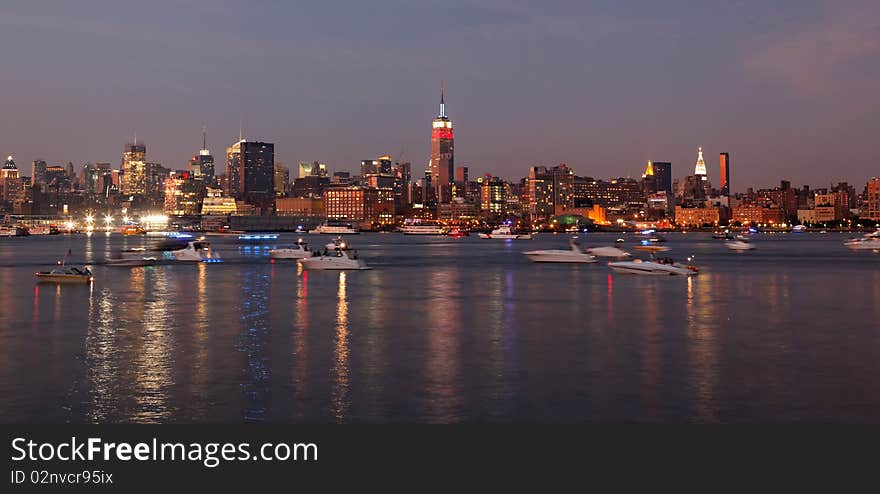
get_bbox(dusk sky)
[0,0,878,190]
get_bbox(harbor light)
[104,215,113,225]
[85,215,94,225]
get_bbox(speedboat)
[399,221,447,235]
[478,225,533,240]
[107,247,160,266]
[524,238,596,263]
[609,256,698,276]
[324,236,350,250]
[309,222,360,234]
[36,265,94,283]
[844,231,880,250]
[726,239,755,251]
[300,246,369,270]
[586,246,631,259]
[269,239,312,259]
[172,240,217,262]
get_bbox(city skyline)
[0,1,878,188]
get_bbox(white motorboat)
[309,222,360,234]
[726,239,755,251]
[524,238,596,263]
[399,221,447,235]
[586,246,631,259]
[323,236,350,250]
[35,265,94,283]
[172,240,217,262]
[844,231,880,250]
[478,225,533,240]
[269,239,312,259]
[608,257,698,276]
[300,246,369,270]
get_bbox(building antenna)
[133,131,137,146]
[202,125,207,150]
[239,117,243,142]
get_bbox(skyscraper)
[430,85,454,201]
[719,152,730,196]
[121,140,147,195]
[652,162,672,193]
[226,139,275,213]
[694,147,707,177]
[298,161,327,178]
[31,160,47,186]
[190,129,214,180]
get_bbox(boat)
[399,221,447,235]
[309,222,360,234]
[615,238,625,243]
[478,225,533,240]
[269,239,312,259]
[300,245,369,270]
[107,248,160,266]
[172,239,217,262]
[447,227,469,238]
[0,225,29,236]
[323,236,351,250]
[524,238,596,263]
[35,265,94,283]
[844,231,880,250]
[586,246,631,259]
[633,244,671,253]
[238,233,279,242]
[205,228,246,237]
[609,255,698,276]
[712,230,735,240]
[726,239,755,251]
[792,225,807,232]
[123,225,146,235]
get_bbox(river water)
[1,231,879,423]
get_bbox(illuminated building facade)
[719,152,730,196]
[163,171,201,216]
[226,140,275,213]
[430,86,454,202]
[480,175,507,213]
[865,178,880,221]
[298,161,327,178]
[121,141,147,195]
[324,186,395,229]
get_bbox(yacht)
[269,239,312,260]
[844,231,880,250]
[172,239,217,262]
[300,246,369,270]
[609,256,699,276]
[35,265,94,283]
[323,236,350,250]
[399,221,447,235]
[524,238,596,263]
[478,225,533,240]
[726,239,755,251]
[586,246,631,259]
[309,222,360,234]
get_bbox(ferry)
[309,222,360,234]
[399,221,447,235]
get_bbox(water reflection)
[330,272,350,422]
[85,288,120,423]
[239,269,271,421]
[131,268,173,422]
[424,268,462,422]
[291,267,309,420]
[685,274,719,422]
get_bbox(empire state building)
[430,86,454,202]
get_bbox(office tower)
[455,166,468,184]
[651,162,672,193]
[430,85,454,201]
[274,163,289,197]
[719,152,730,196]
[32,160,47,186]
[121,140,147,195]
[1,155,21,202]
[480,175,506,213]
[189,129,214,180]
[226,139,275,212]
[866,178,880,221]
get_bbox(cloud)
[741,4,880,96]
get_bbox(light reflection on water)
[2,232,880,423]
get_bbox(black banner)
[1,425,876,491]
